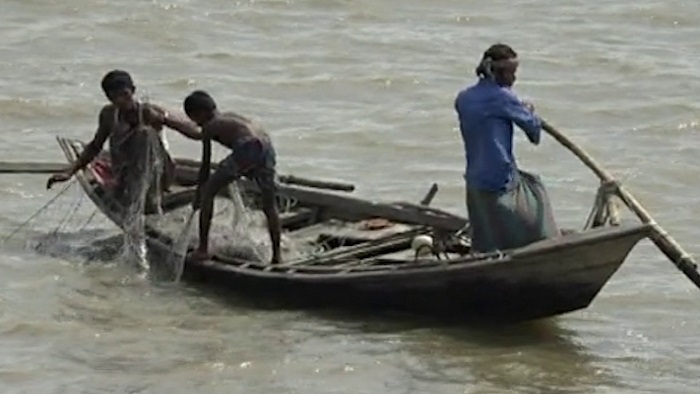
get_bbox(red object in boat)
[90,158,117,188]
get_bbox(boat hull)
[148,224,646,322]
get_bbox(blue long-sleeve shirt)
[454,78,542,192]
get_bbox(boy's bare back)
[203,112,270,149]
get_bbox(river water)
[2,0,700,393]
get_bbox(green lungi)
[466,170,560,253]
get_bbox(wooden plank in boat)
[280,226,425,268]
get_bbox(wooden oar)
[541,120,700,290]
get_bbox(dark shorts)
[211,138,277,193]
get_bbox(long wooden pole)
[0,160,355,192]
[0,162,65,173]
[542,120,700,290]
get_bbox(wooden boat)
[56,136,652,322]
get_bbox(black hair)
[101,70,135,95]
[475,43,518,78]
[183,90,217,116]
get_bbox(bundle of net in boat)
[210,183,270,261]
[154,181,312,264]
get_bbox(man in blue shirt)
[454,43,559,253]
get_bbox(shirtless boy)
[183,90,282,265]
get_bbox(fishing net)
[152,183,271,265]
[3,124,172,275]
[112,126,165,272]
[201,185,315,262]
[1,178,120,264]
[151,179,314,279]
[4,122,307,282]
